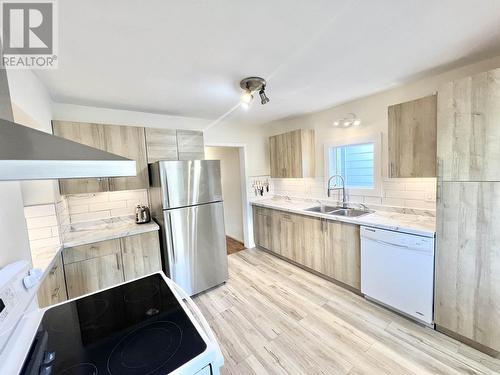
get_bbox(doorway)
[205,145,249,254]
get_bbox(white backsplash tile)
[24,204,56,218]
[265,176,436,211]
[25,215,58,229]
[63,189,149,224]
[24,203,61,252]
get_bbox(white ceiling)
[36,0,500,126]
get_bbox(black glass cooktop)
[23,274,207,375]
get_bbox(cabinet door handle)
[390,163,394,177]
[49,264,58,275]
[116,254,121,270]
[437,157,442,178]
[51,287,60,298]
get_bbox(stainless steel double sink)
[304,205,372,218]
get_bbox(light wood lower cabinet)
[435,181,500,352]
[62,231,161,299]
[254,206,361,290]
[37,253,67,308]
[271,210,299,260]
[253,207,272,250]
[63,238,124,299]
[294,215,325,273]
[121,231,162,281]
[324,220,361,289]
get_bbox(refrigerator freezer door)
[164,201,228,295]
[158,160,222,209]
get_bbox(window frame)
[323,133,382,197]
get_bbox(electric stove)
[0,261,223,375]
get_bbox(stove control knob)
[23,268,43,289]
[43,351,56,364]
[39,365,52,375]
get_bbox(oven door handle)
[171,281,223,365]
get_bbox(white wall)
[53,103,211,130]
[7,71,53,132]
[0,182,32,267]
[205,146,244,242]
[205,55,500,210]
[7,70,57,206]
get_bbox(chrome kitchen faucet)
[327,174,347,208]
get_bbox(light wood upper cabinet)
[324,220,360,289]
[37,253,67,308]
[53,121,149,194]
[52,121,110,194]
[437,68,500,181]
[145,128,178,162]
[269,129,315,178]
[176,130,205,160]
[435,181,500,352]
[103,125,149,191]
[253,206,272,250]
[388,95,437,178]
[121,231,162,281]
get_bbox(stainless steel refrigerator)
[149,160,228,296]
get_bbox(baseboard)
[226,235,244,245]
[255,246,362,296]
[435,325,500,358]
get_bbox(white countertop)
[31,244,63,278]
[63,217,159,248]
[31,217,160,277]
[251,198,435,237]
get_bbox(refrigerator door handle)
[165,212,176,264]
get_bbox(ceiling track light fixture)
[239,77,270,109]
[333,113,361,128]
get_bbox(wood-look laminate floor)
[226,236,246,255]
[193,248,500,375]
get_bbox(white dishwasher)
[360,226,435,326]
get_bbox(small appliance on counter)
[136,204,151,224]
[0,261,223,375]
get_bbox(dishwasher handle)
[362,236,409,249]
[361,235,434,255]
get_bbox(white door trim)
[204,142,253,249]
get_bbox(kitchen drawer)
[63,238,121,264]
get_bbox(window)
[328,143,375,189]
[325,134,381,195]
